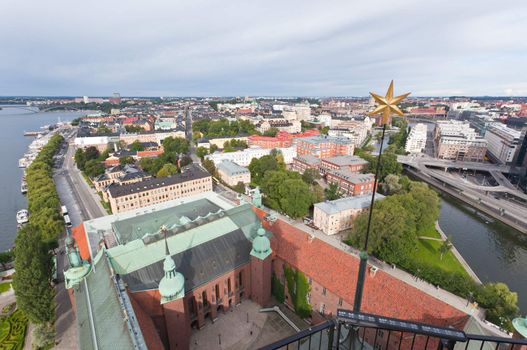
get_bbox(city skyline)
[1,0,526,97]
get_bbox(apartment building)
[434,120,487,162]
[405,123,428,153]
[296,135,354,159]
[326,170,375,197]
[247,130,319,149]
[313,194,385,235]
[216,160,251,186]
[319,155,368,175]
[484,123,521,164]
[205,147,297,167]
[107,164,212,213]
[291,155,321,174]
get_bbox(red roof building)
[248,129,320,149]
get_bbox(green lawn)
[0,282,11,294]
[417,225,442,239]
[411,239,469,277]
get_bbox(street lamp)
[353,81,410,312]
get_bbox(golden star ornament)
[368,80,411,125]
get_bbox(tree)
[263,128,279,137]
[13,225,55,324]
[157,163,179,177]
[301,168,321,185]
[139,157,165,175]
[364,151,402,182]
[119,156,135,165]
[32,323,56,349]
[124,125,143,133]
[84,159,105,177]
[209,144,219,153]
[71,118,80,126]
[129,140,145,152]
[179,155,193,167]
[196,146,209,159]
[439,236,453,260]
[348,196,417,265]
[476,283,519,331]
[74,148,86,170]
[97,125,112,134]
[383,174,402,195]
[261,171,292,209]
[84,146,100,161]
[233,181,246,194]
[0,250,14,270]
[162,136,190,154]
[324,183,342,200]
[202,158,216,177]
[320,126,330,135]
[249,155,279,185]
[278,179,314,218]
[311,183,325,203]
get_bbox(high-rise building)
[434,120,487,162]
[484,123,521,164]
[405,123,428,153]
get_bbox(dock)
[24,131,44,137]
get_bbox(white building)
[484,123,521,164]
[433,121,487,162]
[313,194,385,235]
[205,147,297,167]
[405,123,428,153]
[216,160,251,186]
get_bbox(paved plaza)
[189,300,297,350]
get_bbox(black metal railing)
[260,310,527,350]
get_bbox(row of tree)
[192,118,258,138]
[75,146,106,177]
[14,133,65,346]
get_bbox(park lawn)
[0,282,11,294]
[418,225,442,239]
[412,239,469,277]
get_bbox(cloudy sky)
[1,0,526,96]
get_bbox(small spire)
[161,225,169,256]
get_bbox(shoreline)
[434,221,482,284]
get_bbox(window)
[322,287,327,296]
[238,271,243,288]
[338,298,343,307]
[227,278,232,294]
[319,303,325,314]
[308,277,312,285]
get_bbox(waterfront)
[438,194,527,313]
[0,105,85,251]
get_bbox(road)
[52,129,107,349]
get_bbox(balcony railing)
[260,309,527,350]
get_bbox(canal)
[438,185,527,313]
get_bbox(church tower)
[250,225,272,306]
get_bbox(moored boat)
[16,209,29,225]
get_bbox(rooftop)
[328,169,375,183]
[322,155,368,166]
[216,160,250,176]
[108,164,210,198]
[298,135,351,145]
[293,154,321,165]
[314,193,385,214]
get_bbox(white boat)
[21,181,28,194]
[16,210,29,225]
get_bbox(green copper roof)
[75,250,145,350]
[159,255,185,304]
[250,226,272,260]
[111,198,222,244]
[513,317,527,338]
[107,216,240,274]
[64,264,91,289]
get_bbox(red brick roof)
[252,207,469,328]
[72,224,91,261]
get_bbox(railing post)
[438,338,456,350]
[327,321,335,350]
[335,321,341,350]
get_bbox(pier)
[23,131,44,137]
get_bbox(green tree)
[324,182,342,200]
[202,158,216,177]
[124,125,143,133]
[13,226,55,324]
[476,283,519,330]
[261,171,292,209]
[162,136,190,154]
[97,125,112,134]
[383,174,402,195]
[84,159,105,177]
[32,322,56,349]
[311,183,325,203]
[249,155,279,185]
[179,155,193,167]
[196,146,209,159]
[320,126,330,135]
[119,156,135,165]
[301,168,321,185]
[0,250,14,270]
[84,146,100,161]
[157,163,179,177]
[74,148,86,170]
[278,179,314,218]
[71,118,81,126]
[348,196,417,264]
[129,140,145,152]
[364,151,402,182]
[439,236,453,260]
[233,181,246,194]
[263,128,279,137]
[209,144,219,153]
[139,157,164,175]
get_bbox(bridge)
[1,105,82,113]
[398,154,513,173]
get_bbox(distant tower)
[83,96,89,104]
[110,92,121,104]
[159,229,190,350]
[250,225,272,306]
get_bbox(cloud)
[1,0,526,96]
